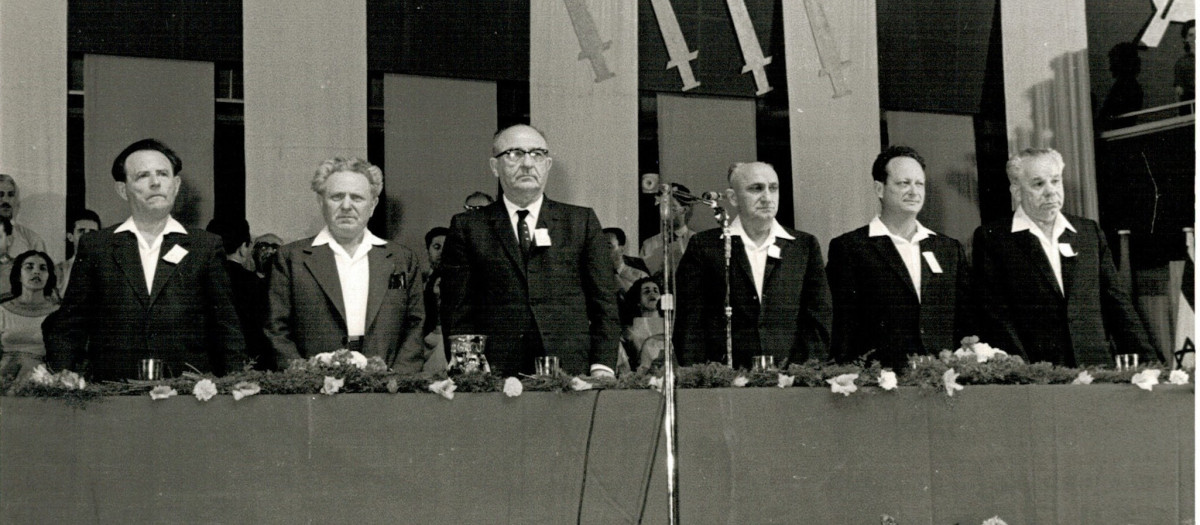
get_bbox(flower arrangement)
[1,338,1189,405]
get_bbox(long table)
[1,385,1192,524]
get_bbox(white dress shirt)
[868,216,936,301]
[1011,206,1076,294]
[728,216,795,299]
[114,216,188,294]
[312,227,388,337]
[502,194,543,243]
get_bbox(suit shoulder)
[383,241,417,260]
[829,226,869,246]
[186,228,224,247]
[975,218,1014,237]
[278,237,316,257]
[783,226,821,247]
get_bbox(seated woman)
[0,250,59,384]
[621,276,665,373]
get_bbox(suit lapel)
[870,235,918,299]
[528,200,561,268]
[730,237,756,300]
[363,245,392,332]
[761,237,788,289]
[111,231,149,304]
[148,233,190,306]
[303,244,348,325]
[1015,231,1064,297]
[487,203,526,276]
[1058,228,1078,299]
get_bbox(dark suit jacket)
[674,227,832,369]
[223,259,274,370]
[826,225,974,369]
[440,199,620,376]
[972,214,1153,366]
[623,255,651,275]
[265,239,425,373]
[43,224,246,381]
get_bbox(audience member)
[0,174,47,298]
[422,226,449,339]
[1099,42,1144,130]
[1176,20,1195,113]
[265,157,425,372]
[43,138,245,380]
[973,148,1154,366]
[603,227,650,294]
[252,233,283,279]
[440,124,620,376]
[621,276,665,373]
[826,147,973,370]
[640,182,695,277]
[0,251,58,385]
[675,162,831,368]
[56,209,100,298]
[463,191,495,211]
[207,217,273,370]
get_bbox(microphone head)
[700,191,723,201]
[640,173,661,194]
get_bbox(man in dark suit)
[440,124,620,377]
[44,139,245,381]
[973,148,1154,366]
[826,146,973,370]
[265,157,425,373]
[675,162,831,369]
[207,217,274,370]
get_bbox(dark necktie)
[517,209,532,256]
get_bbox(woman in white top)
[621,277,665,373]
[0,250,59,384]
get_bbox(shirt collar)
[312,227,386,258]
[114,215,188,238]
[729,216,795,249]
[502,194,544,223]
[868,216,936,243]
[1011,206,1075,236]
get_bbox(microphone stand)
[655,185,721,525]
[714,206,733,369]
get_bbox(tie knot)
[517,209,529,220]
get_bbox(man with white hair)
[0,173,47,261]
[973,148,1153,366]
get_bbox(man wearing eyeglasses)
[440,124,621,377]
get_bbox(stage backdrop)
[384,74,497,265]
[657,93,757,234]
[83,55,214,230]
[0,0,68,262]
[1001,0,1098,220]
[530,0,640,240]
[243,0,367,243]
[884,111,981,252]
[782,0,881,253]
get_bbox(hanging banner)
[564,0,616,82]
[725,0,773,95]
[648,0,701,91]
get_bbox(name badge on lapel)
[162,244,188,265]
[389,272,406,290]
[921,251,943,273]
[767,244,782,259]
[1058,244,1076,257]
[533,228,552,247]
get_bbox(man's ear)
[489,158,499,177]
[115,181,128,201]
[724,188,738,210]
[873,180,885,200]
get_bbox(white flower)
[59,370,86,390]
[321,376,344,395]
[827,373,859,396]
[647,376,664,392]
[1071,370,1094,385]
[943,369,964,396]
[981,517,1008,525]
[1131,369,1162,391]
[777,373,795,388]
[192,379,217,401]
[428,378,456,400]
[346,351,369,369]
[971,342,1007,362]
[149,385,177,400]
[731,376,749,387]
[878,370,898,391]
[230,381,261,401]
[29,364,54,386]
[503,377,523,397]
[1169,369,1189,385]
[569,377,594,391]
[312,352,336,366]
[953,347,974,360]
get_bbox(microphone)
[659,183,674,221]
[700,191,722,202]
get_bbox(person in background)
[826,146,973,370]
[463,191,495,211]
[0,174,47,298]
[604,227,650,294]
[207,217,273,370]
[56,209,101,299]
[675,162,832,369]
[621,276,664,373]
[43,138,245,380]
[640,182,694,277]
[422,226,449,339]
[0,251,58,385]
[440,124,620,377]
[973,148,1154,366]
[1175,20,1195,114]
[265,157,425,372]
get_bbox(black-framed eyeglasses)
[494,148,550,163]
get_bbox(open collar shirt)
[312,227,388,337]
[114,215,188,295]
[728,216,795,298]
[868,216,936,301]
[1011,205,1076,294]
